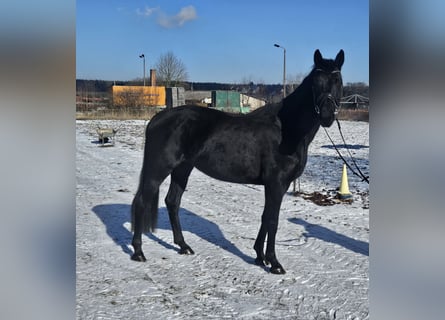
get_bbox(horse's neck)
[284,75,315,124]
[277,77,320,154]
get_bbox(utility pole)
[274,43,298,193]
[139,54,146,86]
[274,43,286,97]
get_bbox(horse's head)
[312,49,344,127]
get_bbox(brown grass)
[76,107,369,122]
[336,109,368,122]
[76,108,162,120]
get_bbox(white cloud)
[137,5,197,28]
[175,5,198,27]
[136,6,159,17]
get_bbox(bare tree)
[286,72,305,92]
[155,51,188,87]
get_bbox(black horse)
[131,49,344,274]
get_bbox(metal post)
[274,44,286,98]
[139,54,145,86]
[275,43,295,193]
[283,47,286,97]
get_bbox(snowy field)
[76,118,369,319]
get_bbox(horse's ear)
[314,49,323,67]
[335,49,345,69]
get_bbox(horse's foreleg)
[254,220,268,266]
[262,184,286,274]
[165,163,194,255]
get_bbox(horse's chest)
[292,141,310,176]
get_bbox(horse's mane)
[246,101,281,117]
[225,57,339,120]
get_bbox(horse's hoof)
[131,253,147,262]
[270,265,286,274]
[179,247,194,255]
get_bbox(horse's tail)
[131,115,165,233]
[146,188,159,232]
[131,186,160,233]
[131,127,160,233]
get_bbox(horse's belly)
[189,122,274,185]
[194,152,262,184]
[195,166,262,184]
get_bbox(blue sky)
[77,0,368,84]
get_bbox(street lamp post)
[139,54,146,86]
[274,43,297,193]
[274,43,286,98]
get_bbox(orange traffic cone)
[338,164,353,200]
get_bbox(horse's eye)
[333,76,341,84]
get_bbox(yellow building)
[112,85,166,107]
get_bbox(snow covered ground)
[76,118,369,319]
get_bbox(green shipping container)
[211,91,241,113]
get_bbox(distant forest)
[76,79,368,102]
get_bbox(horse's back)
[144,105,226,161]
[147,104,277,142]
[144,105,282,184]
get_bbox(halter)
[315,68,341,74]
[313,68,341,115]
[313,90,341,115]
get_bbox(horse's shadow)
[92,204,255,265]
[322,144,369,150]
[288,217,369,256]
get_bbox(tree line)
[77,51,368,102]
[77,79,367,103]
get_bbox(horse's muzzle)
[318,94,338,127]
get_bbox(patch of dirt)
[292,191,357,206]
[292,191,338,206]
[357,191,369,209]
[291,190,369,209]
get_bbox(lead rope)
[323,120,369,184]
[335,119,369,183]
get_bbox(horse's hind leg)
[165,163,194,254]
[131,164,172,262]
[131,188,156,262]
